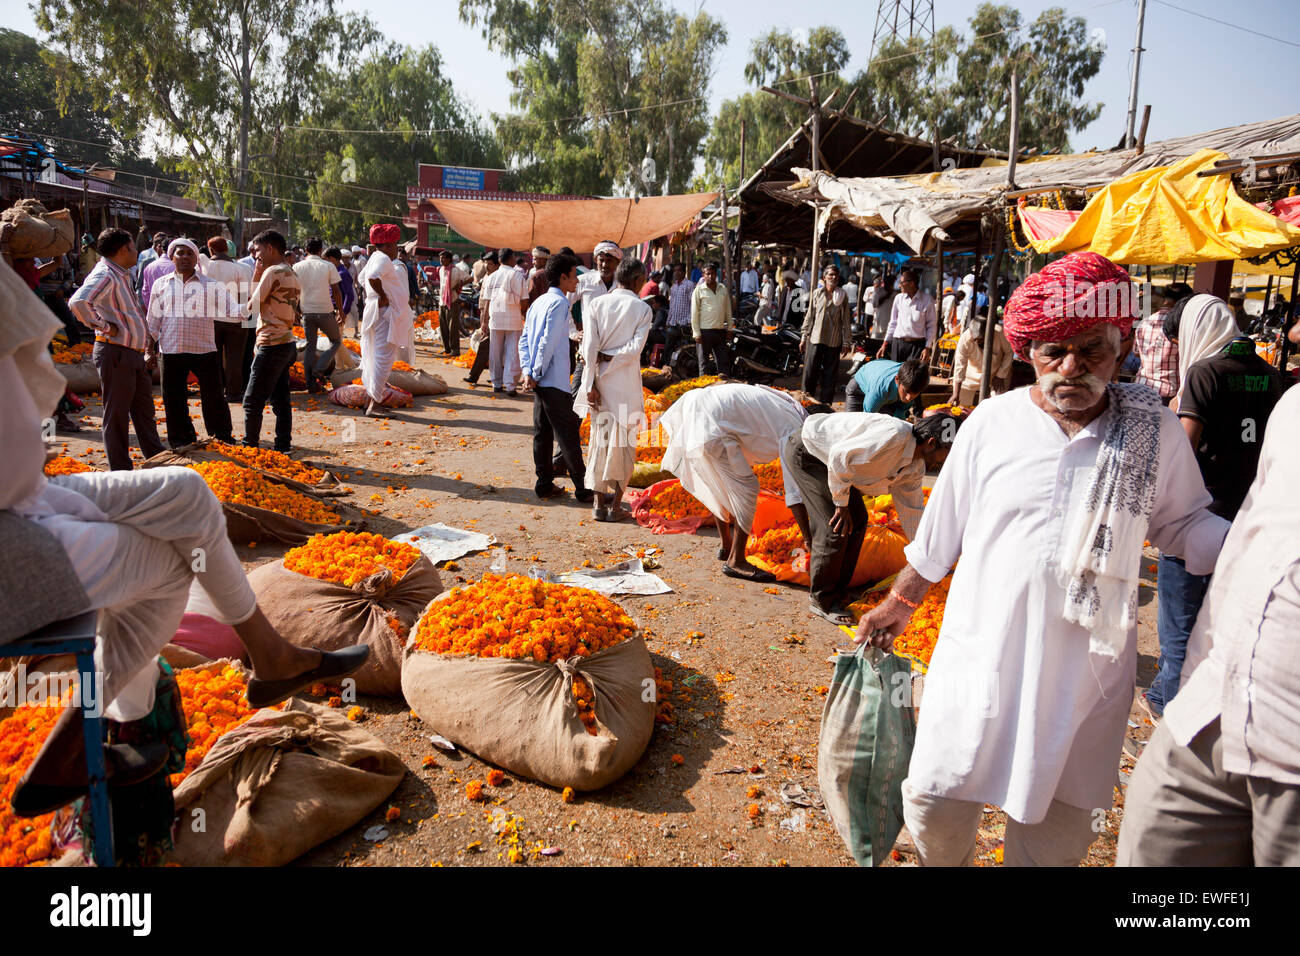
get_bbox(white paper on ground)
[392,523,497,563]
[527,558,672,596]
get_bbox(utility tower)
[869,0,936,63]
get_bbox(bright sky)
[4,0,1296,156]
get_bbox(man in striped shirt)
[69,228,165,470]
[1133,283,1187,404]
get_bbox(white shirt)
[902,388,1228,823]
[483,263,527,331]
[793,412,925,537]
[574,270,617,343]
[293,255,342,314]
[740,268,759,294]
[201,258,253,323]
[886,289,938,345]
[1164,385,1300,785]
[359,250,410,335]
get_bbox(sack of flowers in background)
[142,440,349,497]
[184,460,361,545]
[846,572,952,673]
[249,532,441,696]
[387,362,448,396]
[624,478,713,534]
[169,696,404,866]
[327,382,414,409]
[401,574,655,791]
[294,334,358,371]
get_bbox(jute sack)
[142,443,350,497]
[218,501,361,546]
[249,555,441,696]
[296,336,358,371]
[56,361,102,394]
[0,200,74,258]
[169,697,405,866]
[402,632,655,791]
[388,368,447,395]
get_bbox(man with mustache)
[856,252,1229,867]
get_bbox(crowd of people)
[2,214,1297,868]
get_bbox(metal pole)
[979,224,1007,401]
[1125,0,1148,149]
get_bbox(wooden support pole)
[979,224,1007,402]
[808,79,822,286]
[1006,70,1021,190]
[1281,256,1300,371]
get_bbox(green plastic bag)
[817,646,916,866]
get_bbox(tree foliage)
[460,0,725,196]
[36,0,379,241]
[700,26,849,189]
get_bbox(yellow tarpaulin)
[1029,149,1300,264]
[428,192,717,253]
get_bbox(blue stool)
[0,610,114,867]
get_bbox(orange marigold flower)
[648,481,711,520]
[421,755,438,768]
[465,780,485,802]
[847,574,952,669]
[746,785,763,798]
[210,441,326,484]
[486,769,505,787]
[188,461,340,524]
[670,753,684,765]
[327,695,342,708]
[385,805,401,822]
[284,531,420,588]
[346,705,364,721]
[746,803,762,820]
[561,787,575,804]
[43,455,93,476]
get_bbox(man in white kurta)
[358,225,409,417]
[572,257,653,520]
[660,382,806,582]
[856,252,1229,866]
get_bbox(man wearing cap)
[572,241,623,397]
[69,228,166,470]
[855,252,1229,867]
[357,224,408,417]
[198,236,253,402]
[146,238,236,448]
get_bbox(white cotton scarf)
[1058,382,1163,664]
[1172,294,1239,409]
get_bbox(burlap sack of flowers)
[388,367,447,396]
[248,536,442,695]
[169,698,404,866]
[142,442,349,497]
[0,199,74,258]
[401,575,656,790]
[56,361,101,394]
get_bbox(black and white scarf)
[1059,383,1162,664]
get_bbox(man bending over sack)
[0,259,368,818]
[660,382,809,582]
[856,252,1228,867]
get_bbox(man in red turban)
[357,224,408,416]
[854,250,1229,867]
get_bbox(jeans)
[301,311,341,379]
[1148,553,1211,713]
[91,342,165,470]
[160,350,233,447]
[242,341,295,451]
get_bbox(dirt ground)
[51,341,1163,867]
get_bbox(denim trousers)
[1148,553,1211,713]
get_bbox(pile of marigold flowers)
[392,360,414,372]
[636,446,666,464]
[51,342,93,364]
[284,531,421,588]
[211,441,325,484]
[848,574,952,669]
[658,375,721,408]
[414,574,637,663]
[0,702,61,866]
[453,350,477,369]
[753,459,784,495]
[343,339,362,355]
[647,481,711,520]
[44,455,93,476]
[170,664,280,787]
[746,525,805,567]
[189,461,341,524]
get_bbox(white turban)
[167,238,200,259]
[593,240,623,260]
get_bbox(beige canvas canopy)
[428,192,718,253]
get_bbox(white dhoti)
[46,467,257,721]
[572,288,652,496]
[360,304,397,403]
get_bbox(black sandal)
[721,563,777,583]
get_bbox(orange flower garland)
[284,531,421,588]
[848,575,952,669]
[0,703,62,867]
[647,481,711,520]
[189,461,341,524]
[43,456,93,477]
[211,441,326,484]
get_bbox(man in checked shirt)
[69,228,165,470]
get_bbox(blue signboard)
[442,166,485,191]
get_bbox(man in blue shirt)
[844,357,929,417]
[520,251,594,503]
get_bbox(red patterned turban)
[1002,252,1138,360]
